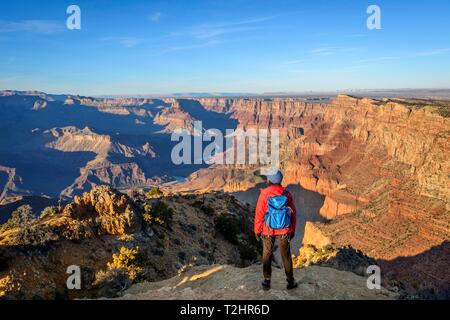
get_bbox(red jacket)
[254,184,296,236]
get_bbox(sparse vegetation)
[141,200,173,228]
[192,200,215,216]
[145,187,164,199]
[94,268,132,297]
[0,205,58,245]
[200,205,214,216]
[0,188,263,299]
[40,206,59,219]
[0,205,35,233]
[214,212,260,263]
[107,246,144,281]
[293,244,377,277]
[378,98,450,117]
[192,199,203,207]
[214,214,241,245]
[130,188,144,202]
[237,242,257,262]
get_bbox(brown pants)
[262,235,294,281]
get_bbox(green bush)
[0,205,57,245]
[1,205,35,233]
[40,206,59,219]
[142,201,173,228]
[145,187,163,199]
[192,200,203,207]
[107,246,144,281]
[191,199,215,216]
[238,242,257,262]
[201,205,215,216]
[214,214,240,245]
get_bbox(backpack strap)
[282,189,293,214]
[263,209,273,237]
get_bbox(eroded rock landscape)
[0,90,449,299]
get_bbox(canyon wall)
[177,96,449,291]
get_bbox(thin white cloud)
[309,47,360,56]
[159,35,261,54]
[173,14,287,40]
[160,40,224,53]
[356,48,450,64]
[161,13,300,56]
[149,12,164,22]
[0,20,64,34]
[309,47,336,56]
[100,37,144,48]
[188,24,262,39]
[415,48,450,56]
[284,59,305,65]
[345,33,368,38]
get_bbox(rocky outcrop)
[195,98,234,114]
[45,126,157,158]
[302,222,332,248]
[63,96,162,117]
[154,101,196,133]
[293,244,378,278]
[32,100,47,110]
[0,166,29,203]
[118,264,397,300]
[0,187,258,299]
[40,126,161,197]
[63,186,141,235]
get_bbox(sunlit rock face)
[171,95,449,296]
[0,90,449,297]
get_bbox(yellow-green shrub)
[107,246,143,281]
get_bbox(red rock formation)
[154,101,196,133]
[172,95,449,293]
[63,185,141,235]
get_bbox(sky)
[0,0,450,96]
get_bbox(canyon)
[168,95,450,296]
[0,90,449,298]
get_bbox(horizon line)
[2,87,450,99]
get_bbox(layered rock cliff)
[0,91,448,297]
[171,95,450,296]
[0,91,197,202]
[153,101,196,133]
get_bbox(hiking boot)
[261,279,271,291]
[286,279,298,290]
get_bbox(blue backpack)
[264,191,292,230]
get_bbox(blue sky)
[1,0,450,96]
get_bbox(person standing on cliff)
[254,168,298,291]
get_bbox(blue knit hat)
[264,167,283,184]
